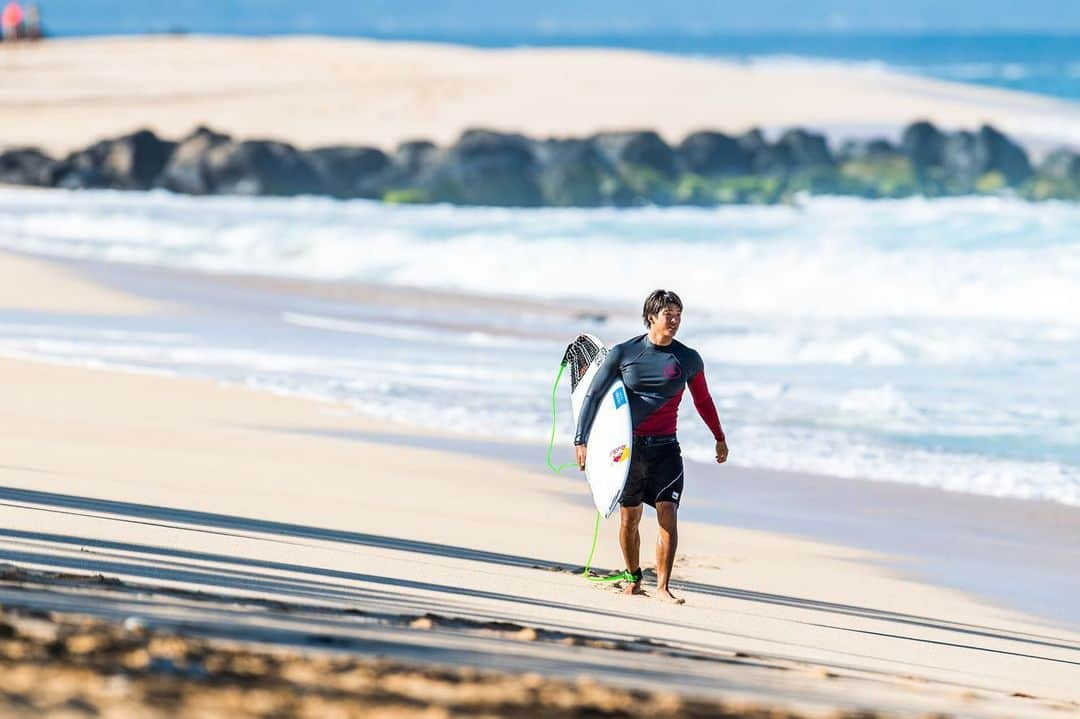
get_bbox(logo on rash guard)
[663,361,682,379]
[610,444,629,463]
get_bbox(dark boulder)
[51,144,110,190]
[156,127,232,194]
[737,129,833,176]
[744,142,791,176]
[937,125,1032,188]
[975,125,1032,185]
[0,148,56,186]
[100,130,175,189]
[901,121,946,170]
[384,140,441,190]
[424,130,543,207]
[107,129,174,188]
[51,129,175,190]
[942,130,981,187]
[305,146,390,198]
[535,138,621,206]
[394,140,439,174]
[676,131,752,176]
[1039,148,1080,183]
[592,130,678,179]
[838,138,900,163]
[737,129,768,155]
[201,140,323,196]
[775,129,834,169]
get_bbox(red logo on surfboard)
[610,444,629,463]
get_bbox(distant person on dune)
[25,2,40,40]
[1,1,24,41]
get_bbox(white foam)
[2,188,1078,507]
[4,190,1080,329]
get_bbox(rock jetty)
[3,122,1079,206]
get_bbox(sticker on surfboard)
[564,333,634,517]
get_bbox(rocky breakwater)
[3,122,1080,206]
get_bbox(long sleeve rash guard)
[574,334,726,446]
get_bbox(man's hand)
[715,439,729,464]
[575,444,587,470]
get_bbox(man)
[574,289,728,604]
[25,2,39,40]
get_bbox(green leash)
[547,361,638,585]
[582,510,636,583]
[545,361,579,474]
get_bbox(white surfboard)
[564,333,633,517]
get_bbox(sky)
[38,0,1080,36]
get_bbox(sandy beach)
[3,35,1080,156]
[1,30,1078,716]
[2,248,1079,717]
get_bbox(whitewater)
[1,188,1078,506]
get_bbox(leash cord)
[547,361,635,585]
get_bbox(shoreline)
[3,248,1080,630]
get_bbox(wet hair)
[642,289,683,328]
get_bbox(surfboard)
[563,333,633,517]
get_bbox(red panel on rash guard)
[633,390,683,436]
[688,370,726,442]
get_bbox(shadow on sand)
[1,485,1078,668]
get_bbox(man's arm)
[687,369,729,464]
[687,369,726,442]
[573,346,622,447]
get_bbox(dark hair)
[642,289,683,328]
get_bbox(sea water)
[1,188,1078,506]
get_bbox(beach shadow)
[2,484,1078,666]
[0,526,632,627]
[0,485,576,571]
[0,580,740,702]
[664,578,1080,657]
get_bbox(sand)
[1,249,1079,717]
[3,36,1080,157]
[0,246,156,315]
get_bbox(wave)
[3,189,1080,328]
[2,188,1077,507]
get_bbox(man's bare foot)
[622,580,645,595]
[656,587,685,604]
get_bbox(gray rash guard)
[574,334,725,446]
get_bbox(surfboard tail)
[564,333,604,392]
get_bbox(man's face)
[650,304,682,339]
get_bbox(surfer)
[574,289,728,603]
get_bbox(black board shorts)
[620,435,684,508]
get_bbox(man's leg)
[619,504,644,595]
[655,501,684,604]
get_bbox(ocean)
[39,6,1080,104]
[1,189,1078,507]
